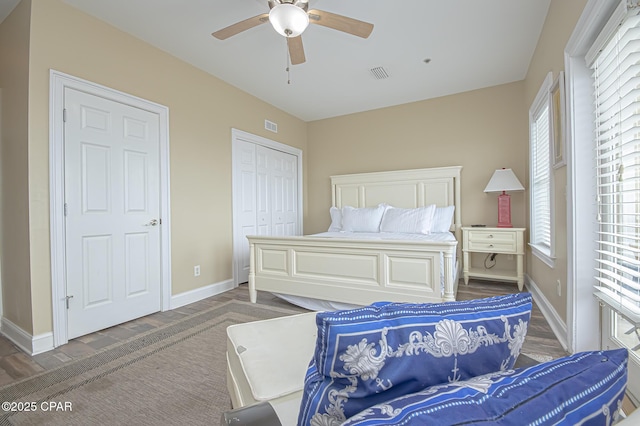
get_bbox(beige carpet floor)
[0,300,301,426]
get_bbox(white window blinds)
[591,6,640,324]
[530,103,552,249]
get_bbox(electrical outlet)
[556,279,561,296]
[194,265,200,277]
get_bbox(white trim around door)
[49,70,172,348]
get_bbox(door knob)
[145,219,159,226]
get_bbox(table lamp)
[484,168,524,228]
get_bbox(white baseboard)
[525,274,569,352]
[32,332,55,355]
[0,317,54,355]
[170,279,235,310]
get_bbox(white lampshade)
[484,168,525,193]
[269,3,309,37]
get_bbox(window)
[591,7,640,324]
[588,2,640,402]
[529,72,555,267]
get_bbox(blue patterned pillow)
[297,293,532,426]
[341,349,628,426]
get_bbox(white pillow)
[328,207,342,232]
[431,205,455,233]
[341,205,387,232]
[379,205,436,234]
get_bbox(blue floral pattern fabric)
[297,293,533,426]
[341,349,628,426]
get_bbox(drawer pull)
[489,244,494,248]
[488,234,494,238]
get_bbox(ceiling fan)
[212,0,374,65]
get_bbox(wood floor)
[0,279,567,387]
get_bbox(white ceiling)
[10,0,551,122]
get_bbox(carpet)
[0,300,301,426]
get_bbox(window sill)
[594,290,640,325]
[529,243,556,268]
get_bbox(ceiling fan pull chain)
[286,39,292,84]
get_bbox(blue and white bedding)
[297,293,535,425]
[340,348,628,426]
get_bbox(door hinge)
[65,295,73,309]
[64,203,68,216]
[63,108,67,123]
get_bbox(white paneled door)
[256,145,298,237]
[256,144,272,236]
[233,133,301,285]
[64,88,161,339]
[268,147,298,237]
[236,140,258,285]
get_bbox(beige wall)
[2,0,308,336]
[306,82,528,236]
[522,0,587,321]
[0,0,33,334]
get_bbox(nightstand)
[462,227,525,290]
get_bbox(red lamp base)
[497,192,513,228]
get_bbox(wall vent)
[265,119,278,133]
[370,66,390,80]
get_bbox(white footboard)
[248,236,458,306]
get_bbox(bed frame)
[247,166,462,306]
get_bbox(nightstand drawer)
[466,229,517,243]
[465,229,520,253]
[467,240,517,253]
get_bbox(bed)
[247,166,462,307]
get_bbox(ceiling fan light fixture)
[269,3,309,37]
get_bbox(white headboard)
[331,166,463,238]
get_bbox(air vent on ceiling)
[265,119,278,133]
[370,66,390,80]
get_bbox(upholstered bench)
[225,311,317,425]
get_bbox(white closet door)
[256,145,272,236]
[232,131,301,285]
[271,149,298,236]
[234,141,258,284]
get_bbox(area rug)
[0,300,301,426]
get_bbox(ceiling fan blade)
[287,36,306,65]
[308,9,373,38]
[212,13,270,40]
